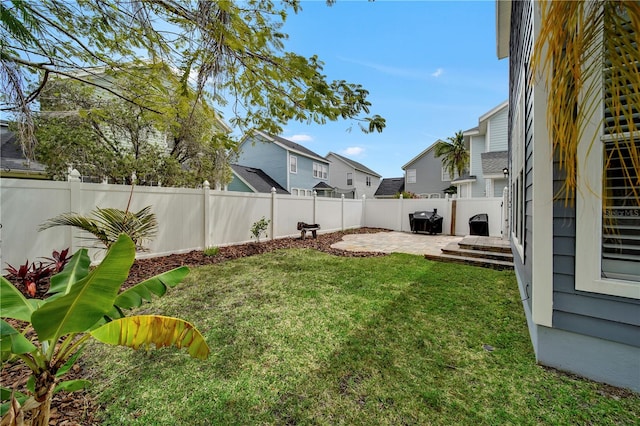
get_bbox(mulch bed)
[1,228,390,425]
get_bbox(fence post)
[67,169,81,254]
[502,186,510,240]
[361,194,366,228]
[450,199,457,236]
[313,190,317,225]
[398,194,404,232]
[203,180,211,248]
[271,187,277,240]
[341,194,345,230]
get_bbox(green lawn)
[85,249,639,425]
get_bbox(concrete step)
[441,242,514,262]
[458,237,512,254]
[424,253,514,270]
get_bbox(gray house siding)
[488,108,508,151]
[403,144,451,197]
[325,153,380,199]
[291,154,329,193]
[470,135,486,197]
[510,0,534,312]
[237,135,288,190]
[505,0,640,391]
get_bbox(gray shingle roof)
[231,164,289,194]
[480,151,508,174]
[1,124,46,172]
[266,133,328,163]
[374,177,405,197]
[452,173,477,183]
[326,152,381,177]
[313,181,333,189]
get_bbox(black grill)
[409,210,443,235]
[469,213,489,236]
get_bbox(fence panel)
[454,197,504,237]
[1,179,72,267]
[401,199,451,234]
[343,199,364,230]
[276,195,314,237]
[363,199,400,230]
[316,197,343,232]
[209,191,272,245]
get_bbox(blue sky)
[247,0,509,178]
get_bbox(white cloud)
[341,146,365,157]
[431,68,444,78]
[287,134,313,143]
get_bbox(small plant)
[0,234,209,425]
[4,249,71,297]
[250,217,270,243]
[39,206,158,251]
[394,191,419,199]
[203,246,220,257]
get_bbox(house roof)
[452,173,477,184]
[481,150,509,175]
[230,164,289,194]
[313,181,333,190]
[1,122,46,173]
[401,139,445,170]
[374,177,405,197]
[252,130,328,163]
[325,152,381,177]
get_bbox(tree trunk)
[30,371,56,426]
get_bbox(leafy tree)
[434,131,469,180]
[34,63,237,186]
[1,0,386,160]
[1,234,209,426]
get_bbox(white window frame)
[406,168,416,184]
[347,172,353,186]
[441,167,459,182]
[510,76,525,260]
[290,155,297,174]
[313,162,327,180]
[366,175,371,187]
[574,14,639,299]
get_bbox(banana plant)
[0,234,210,426]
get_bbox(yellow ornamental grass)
[532,0,640,204]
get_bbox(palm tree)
[434,130,469,180]
[532,0,639,202]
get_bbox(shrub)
[203,246,220,257]
[250,217,270,242]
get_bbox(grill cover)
[409,210,443,234]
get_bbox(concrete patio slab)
[331,231,464,256]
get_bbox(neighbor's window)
[290,155,297,173]
[366,176,372,187]
[313,163,327,179]
[441,167,458,182]
[347,172,353,186]
[406,169,416,184]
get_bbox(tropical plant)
[0,234,210,425]
[38,206,158,251]
[434,131,469,180]
[4,249,70,297]
[203,246,220,257]
[250,217,271,243]
[532,0,639,202]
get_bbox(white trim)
[574,31,640,299]
[531,4,554,326]
[406,168,416,184]
[289,155,297,174]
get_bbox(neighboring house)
[453,101,509,198]
[236,130,332,196]
[227,164,289,194]
[374,177,405,199]
[0,120,47,179]
[497,0,639,391]
[401,140,453,198]
[325,151,382,199]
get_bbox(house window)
[366,176,371,187]
[406,169,416,184]
[313,163,327,180]
[290,155,297,174]
[347,172,353,186]
[575,8,639,298]
[511,69,526,258]
[441,167,459,182]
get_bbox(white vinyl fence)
[0,177,505,267]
